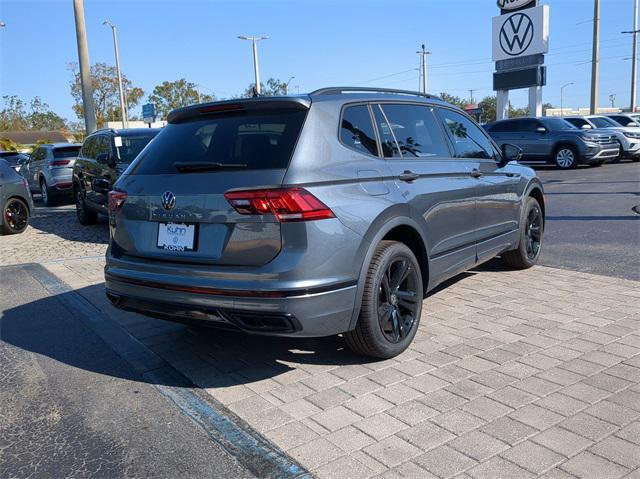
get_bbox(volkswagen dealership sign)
[492,5,549,62]
[497,0,536,11]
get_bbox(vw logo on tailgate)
[500,12,534,57]
[161,191,176,210]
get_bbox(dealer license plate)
[157,223,196,251]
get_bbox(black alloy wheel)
[377,257,420,343]
[524,204,543,261]
[2,198,29,234]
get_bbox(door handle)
[398,170,420,182]
[470,169,483,178]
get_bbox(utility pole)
[72,0,96,134]
[416,44,431,94]
[103,20,127,129]
[609,94,616,108]
[590,0,601,114]
[238,35,269,95]
[622,0,639,112]
[469,89,476,104]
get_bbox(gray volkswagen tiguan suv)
[105,87,545,358]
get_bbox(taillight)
[224,188,334,222]
[50,160,70,167]
[108,191,127,212]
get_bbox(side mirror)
[18,157,29,165]
[581,124,593,129]
[501,143,523,164]
[536,127,547,133]
[96,153,117,169]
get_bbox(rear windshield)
[53,146,81,158]
[115,133,157,163]
[129,109,307,175]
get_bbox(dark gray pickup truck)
[484,117,620,169]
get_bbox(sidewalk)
[44,256,640,479]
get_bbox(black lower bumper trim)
[107,290,302,334]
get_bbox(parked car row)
[484,115,640,169]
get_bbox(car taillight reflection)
[108,191,128,212]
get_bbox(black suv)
[73,128,159,224]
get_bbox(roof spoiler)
[167,97,311,124]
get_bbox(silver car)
[0,159,34,234]
[564,115,640,162]
[105,87,545,358]
[21,143,82,206]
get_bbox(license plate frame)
[157,222,197,252]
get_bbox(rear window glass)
[129,109,307,175]
[340,105,378,156]
[53,146,81,158]
[115,134,158,163]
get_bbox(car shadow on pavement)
[1,284,380,391]
[28,203,109,245]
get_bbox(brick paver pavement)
[40,256,640,479]
[0,204,107,266]
[3,207,639,478]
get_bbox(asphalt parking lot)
[1,161,639,478]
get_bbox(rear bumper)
[104,270,358,337]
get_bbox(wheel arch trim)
[347,211,430,331]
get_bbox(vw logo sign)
[499,12,534,57]
[161,191,176,210]
[497,0,535,10]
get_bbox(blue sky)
[0,0,637,121]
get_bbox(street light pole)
[590,0,601,114]
[622,0,639,112]
[284,76,295,95]
[560,82,574,117]
[72,0,96,134]
[238,35,269,95]
[103,20,128,129]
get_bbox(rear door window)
[340,105,378,156]
[379,104,450,159]
[437,108,498,160]
[80,137,98,160]
[130,108,307,174]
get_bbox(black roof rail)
[310,87,440,100]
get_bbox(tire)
[1,197,29,235]
[502,196,544,270]
[554,145,578,169]
[345,241,423,359]
[75,185,98,225]
[39,178,54,206]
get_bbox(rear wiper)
[173,161,248,172]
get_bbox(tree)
[148,79,215,119]
[439,92,468,109]
[0,95,67,131]
[242,78,288,97]
[479,95,497,123]
[69,62,144,128]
